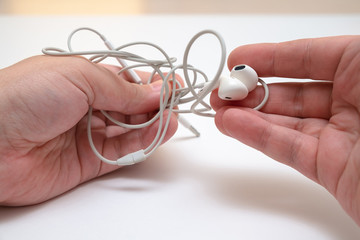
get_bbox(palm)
[318,48,360,219]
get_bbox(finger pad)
[221,108,264,145]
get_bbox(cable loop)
[42,27,269,165]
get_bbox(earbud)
[218,64,259,100]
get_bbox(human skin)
[0,55,178,206]
[211,36,360,225]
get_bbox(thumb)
[76,58,164,114]
[215,107,319,181]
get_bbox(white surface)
[1,15,360,239]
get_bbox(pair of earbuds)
[218,64,258,100]
[204,64,269,110]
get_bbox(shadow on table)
[189,162,360,239]
[0,145,359,239]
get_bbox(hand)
[0,55,178,206]
[211,36,360,225]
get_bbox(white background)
[1,15,360,239]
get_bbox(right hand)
[211,36,360,225]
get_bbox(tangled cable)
[42,27,268,165]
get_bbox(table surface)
[1,15,360,240]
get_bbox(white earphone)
[216,64,269,110]
[218,64,258,100]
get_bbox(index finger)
[228,36,358,80]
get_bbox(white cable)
[42,27,269,166]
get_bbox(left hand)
[0,55,178,206]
